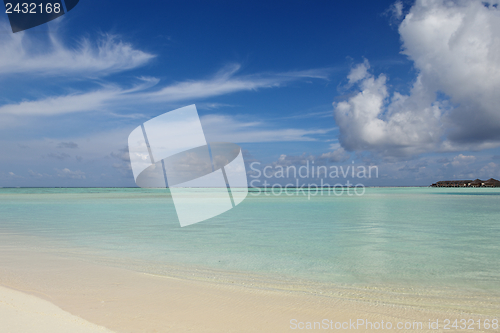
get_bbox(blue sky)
[1,0,500,187]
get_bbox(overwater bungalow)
[431,178,500,187]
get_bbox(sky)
[1,0,500,187]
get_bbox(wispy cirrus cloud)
[142,64,332,103]
[0,88,119,116]
[0,63,333,119]
[0,22,155,77]
[200,114,333,143]
[0,22,337,187]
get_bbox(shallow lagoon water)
[1,187,499,294]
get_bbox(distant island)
[431,178,500,187]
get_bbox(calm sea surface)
[1,187,499,293]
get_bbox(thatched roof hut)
[470,179,483,187]
[431,178,499,187]
[484,178,500,187]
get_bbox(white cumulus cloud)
[56,168,85,179]
[334,0,500,157]
[451,154,476,167]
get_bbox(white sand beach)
[0,285,115,333]
[1,246,498,333]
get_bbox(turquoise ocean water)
[1,187,499,295]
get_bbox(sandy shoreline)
[0,285,115,333]
[0,247,498,332]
